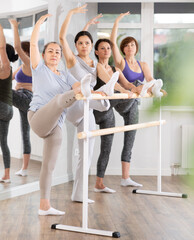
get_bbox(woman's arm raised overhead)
[83,14,102,31]
[30,14,51,69]
[110,12,130,70]
[9,19,30,69]
[0,24,10,79]
[59,4,88,69]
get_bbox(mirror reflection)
[0,0,48,199]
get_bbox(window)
[154,3,194,24]
[153,3,194,103]
[97,3,142,64]
[98,3,141,23]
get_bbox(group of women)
[0,4,163,215]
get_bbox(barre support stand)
[133,98,187,199]
[51,98,120,238]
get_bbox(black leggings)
[12,89,32,154]
[94,99,139,178]
[0,101,13,169]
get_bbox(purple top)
[15,68,32,83]
[122,59,144,83]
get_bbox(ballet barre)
[51,92,187,238]
[78,120,166,139]
[75,92,152,100]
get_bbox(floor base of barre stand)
[132,189,188,198]
[51,224,120,238]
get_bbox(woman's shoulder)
[138,60,147,66]
[119,58,127,71]
[0,66,11,80]
[138,61,148,70]
[31,60,45,72]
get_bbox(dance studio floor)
[0,174,194,240]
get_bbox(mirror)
[0,0,49,201]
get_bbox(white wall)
[89,106,194,177]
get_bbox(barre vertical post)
[157,97,162,193]
[82,98,89,229]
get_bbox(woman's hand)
[92,90,106,96]
[72,82,81,95]
[160,89,167,96]
[36,14,52,25]
[120,88,134,98]
[9,19,19,28]
[70,4,88,15]
[88,13,103,25]
[83,14,103,30]
[116,11,130,23]
[131,85,143,95]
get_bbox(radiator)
[181,125,194,168]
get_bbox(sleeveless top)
[94,66,116,91]
[68,55,97,88]
[122,59,144,82]
[15,68,32,83]
[0,69,12,106]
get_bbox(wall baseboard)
[30,154,42,162]
[0,152,22,159]
[89,167,172,176]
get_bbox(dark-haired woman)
[93,38,144,193]
[9,19,33,177]
[0,24,18,182]
[59,4,121,203]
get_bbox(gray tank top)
[68,55,97,88]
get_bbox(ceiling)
[0,0,48,17]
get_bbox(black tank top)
[0,69,12,106]
[94,66,116,91]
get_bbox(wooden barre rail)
[77,120,166,139]
[75,92,152,100]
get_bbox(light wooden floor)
[0,175,194,240]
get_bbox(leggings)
[28,90,76,199]
[0,101,13,169]
[12,89,33,154]
[94,99,139,178]
[93,107,115,178]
